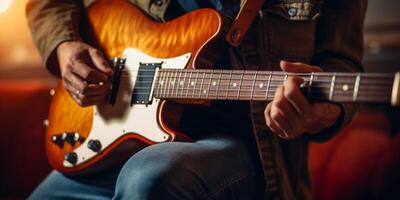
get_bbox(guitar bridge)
[108,57,126,105]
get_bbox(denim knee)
[113,143,205,200]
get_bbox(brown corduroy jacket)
[26,0,366,199]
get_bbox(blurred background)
[0,0,399,80]
[0,0,399,200]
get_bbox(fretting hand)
[57,41,113,107]
[264,61,342,139]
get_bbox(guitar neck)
[152,69,397,105]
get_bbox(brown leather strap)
[225,0,266,47]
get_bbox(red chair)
[0,81,52,200]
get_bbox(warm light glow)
[0,0,13,14]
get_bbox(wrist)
[309,103,342,135]
[56,40,82,72]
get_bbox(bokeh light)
[0,0,13,14]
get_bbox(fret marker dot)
[203,90,207,94]
[171,81,175,85]
[180,81,183,85]
[259,83,263,88]
[160,81,164,85]
[191,81,195,86]
[342,84,349,91]
[233,83,237,87]
[212,82,217,86]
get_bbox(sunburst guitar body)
[46,0,224,174]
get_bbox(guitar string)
[153,82,394,96]
[130,86,392,98]
[119,73,394,82]
[121,80,394,90]
[126,84,392,101]
[118,75,395,84]
[131,82,392,91]
[119,69,395,78]
[125,79,394,92]
[113,70,394,102]
[118,74,395,84]
[131,79,394,86]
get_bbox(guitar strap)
[225,0,266,47]
[227,1,291,200]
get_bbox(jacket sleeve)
[26,0,83,77]
[307,0,367,142]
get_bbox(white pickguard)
[64,48,191,167]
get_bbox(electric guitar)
[46,0,400,174]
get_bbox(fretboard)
[152,69,395,104]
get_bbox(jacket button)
[153,0,164,6]
[288,7,297,17]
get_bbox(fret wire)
[206,69,213,99]
[353,73,361,102]
[160,70,165,98]
[161,72,168,96]
[329,73,336,101]
[166,70,171,98]
[308,72,315,99]
[175,70,181,98]
[181,71,189,97]
[226,71,233,100]
[162,70,167,98]
[165,71,172,96]
[284,74,288,85]
[266,72,272,100]
[174,70,178,97]
[192,71,199,98]
[237,72,244,100]
[186,71,192,99]
[200,70,206,98]
[171,70,176,98]
[216,71,222,100]
[159,71,164,98]
[251,72,257,100]
[167,70,172,98]
[177,70,182,98]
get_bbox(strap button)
[288,7,298,17]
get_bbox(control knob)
[64,152,78,165]
[87,139,102,152]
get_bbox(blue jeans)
[29,135,260,199]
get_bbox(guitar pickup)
[108,58,126,105]
[130,62,161,106]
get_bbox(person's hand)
[264,61,341,139]
[57,41,113,107]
